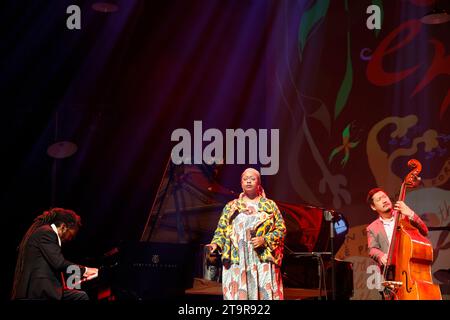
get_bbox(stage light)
[92,1,119,13]
[421,1,450,25]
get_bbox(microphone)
[324,210,335,221]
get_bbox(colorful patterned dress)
[211,197,286,300]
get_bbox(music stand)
[289,252,331,300]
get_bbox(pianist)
[207,168,286,300]
[11,208,98,300]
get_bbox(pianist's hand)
[251,236,266,249]
[83,267,99,279]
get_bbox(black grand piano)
[82,163,353,300]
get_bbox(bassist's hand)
[380,254,388,266]
[394,201,414,219]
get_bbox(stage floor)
[185,278,325,300]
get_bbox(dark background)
[1,0,449,300]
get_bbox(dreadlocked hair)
[11,208,81,299]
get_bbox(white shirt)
[50,223,97,278]
[50,223,62,247]
[380,216,395,246]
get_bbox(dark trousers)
[62,289,89,300]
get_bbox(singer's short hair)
[366,188,385,205]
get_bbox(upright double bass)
[382,159,442,300]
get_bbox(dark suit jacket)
[366,213,429,265]
[13,224,84,300]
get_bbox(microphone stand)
[324,210,336,300]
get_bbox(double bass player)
[366,187,428,266]
[366,160,442,300]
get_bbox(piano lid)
[140,162,235,243]
[140,162,349,253]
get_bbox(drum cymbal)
[434,269,450,283]
[47,141,78,159]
